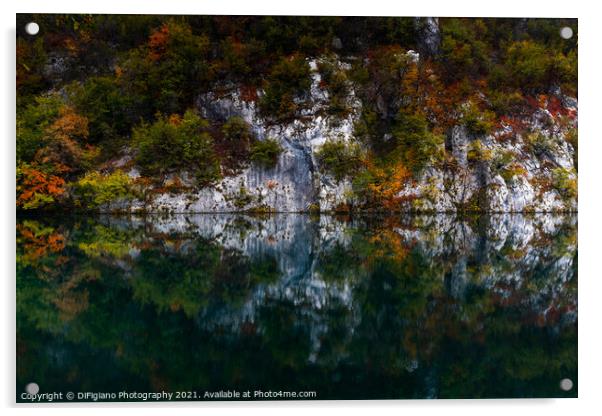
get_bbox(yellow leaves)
[363,159,411,210]
[467,141,493,163]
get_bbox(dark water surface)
[16,213,577,401]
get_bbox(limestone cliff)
[105,53,577,214]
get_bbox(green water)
[16,213,577,401]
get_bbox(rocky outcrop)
[399,102,577,212]
[415,17,441,57]
[104,54,577,214]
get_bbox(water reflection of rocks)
[17,213,577,398]
[100,213,577,358]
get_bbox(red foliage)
[239,84,258,103]
[148,24,170,61]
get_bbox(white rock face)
[113,57,361,213]
[102,55,577,214]
[398,102,577,213]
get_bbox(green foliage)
[525,131,554,156]
[461,101,496,136]
[258,54,312,123]
[132,110,220,186]
[318,59,351,118]
[15,15,578,212]
[120,20,213,119]
[72,170,135,209]
[67,76,133,146]
[440,18,491,82]
[316,139,363,181]
[503,40,577,93]
[488,90,525,116]
[352,108,380,144]
[499,163,527,184]
[467,140,493,164]
[552,167,577,200]
[350,46,418,123]
[16,94,64,163]
[490,149,516,177]
[391,110,444,174]
[221,116,252,149]
[249,138,283,168]
[231,186,255,209]
[16,37,49,106]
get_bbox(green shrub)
[392,110,444,174]
[72,170,135,209]
[132,110,220,186]
[490,150,515,174]
[219,116,254,169]
[499,163,527,183]
[488,90,525,116]
[67,76,133,146]
[552,167,577,200]
[440,18,490,82]
[16,94,64,163]
[250,138,283,168]
[316,139,363,181]
[120,21,213,118]
[222,116,252,147]
[525,131,554,156]
[503,40,577,93]
[231,185,255,209]
[467,140,493,164]
[349,46,418,125]
[258,54,312,123]
[461,101,496,136]
[353,108,380,144]
[318,60,351,118]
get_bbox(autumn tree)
[17,94,96,209]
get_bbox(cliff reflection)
[17,214,577,399]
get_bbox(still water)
[16,213,577,400]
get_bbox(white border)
[2,1,601,415]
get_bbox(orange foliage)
[265,179,278,190]
[63,37,79,54]
[367,228,410,264]
[47,106,89,142]
[168,114,182,125]
[16,222,66,263]
[16,166,66,209]
[364,160,411,210]
[35,106,93,173]
[148,24,170,61]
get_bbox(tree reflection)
[17,214,577,399]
